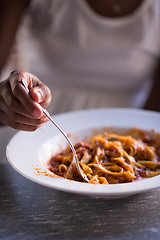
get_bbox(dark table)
[1,161,160,240]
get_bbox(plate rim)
[6,108,160,197]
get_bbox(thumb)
[30,85,51,108]
[30,87,43,103]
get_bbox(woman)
[0,0,160,131]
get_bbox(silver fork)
[19,79,89,182]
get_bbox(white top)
[3,0,160,114]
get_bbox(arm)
[0,1,52,130]
[144,59,160,112]
[0,0,30,72]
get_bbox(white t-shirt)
[4,0,160,113]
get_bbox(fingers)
[1,80,34,119]
[0,96,48,125]
[0,70,51,131]
[9,70,44,119]
[0,110,47,131]
[0,92,49,131]
[11,70,51,107]
[29,82,52,109]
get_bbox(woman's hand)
[0,70,51,131]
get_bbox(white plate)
[6,108,160,198]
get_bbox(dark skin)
[85,0,144,17]
[0,0,51,130]
[0,0,159,131]
[0,0,30,71]
[144,59,160,111]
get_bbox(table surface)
[1,161,160,240]
[1,127,160,240]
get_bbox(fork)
[19,79,89,182]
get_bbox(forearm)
[0,0,30,73]
[144,60,160,112]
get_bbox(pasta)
[47,128,160,184]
